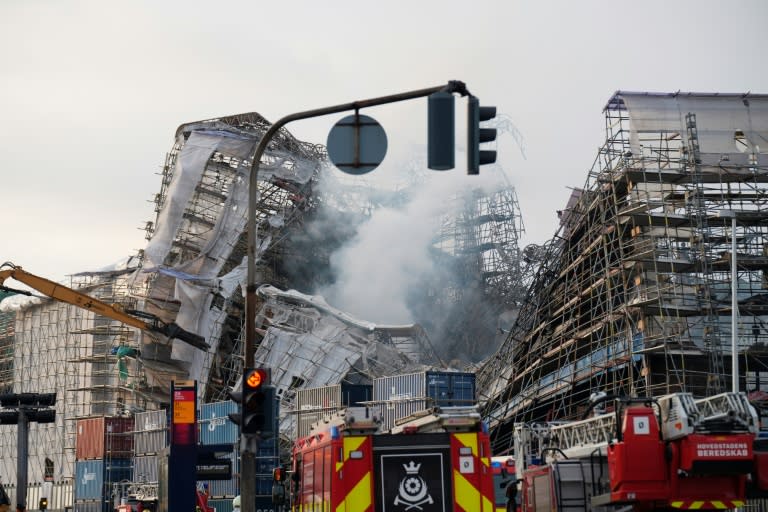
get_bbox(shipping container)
[198,444,279,499]
[207,498,234,512]
[134,409,168,455]
[75,417,135,460]
[133,454,159,483]
[74,459,132,501]
[373,371,476,431]
[295,383,372,438]
[200,451,239,499]
[199,401,239,445]
[135,409,167,431]
[73,500,105,512]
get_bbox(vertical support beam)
[16,409,28,511]
[732,216,738,392]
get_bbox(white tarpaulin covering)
[252,286,427,437]
[132,120,321,395]
[621,92,768,157]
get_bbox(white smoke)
[318,159,506,325]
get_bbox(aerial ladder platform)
[513,392,758,511]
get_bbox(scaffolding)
[0,270,141,507]
[428,187,527,361]
[480,91,768,454]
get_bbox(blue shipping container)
[373,371,476,430]
[73,500,106,512]
[75,459,132,501]
[200,401,239,445]
[374,371,476,406]
[426,371,476,405]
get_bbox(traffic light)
[0,411,17,424]
[226,388,243,427]
[28,409,56,423]
[428,91,455,170]
[241,368,275,438]
[39,497,48,510]
[467,96,497,175]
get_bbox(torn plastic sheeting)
[173,169,250,278]
[257,285,376,330]
[259,150,317,185]
[255,321,364,389]
[143,131,220,267]
[144,266,217,282]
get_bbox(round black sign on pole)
[327,113,388,175]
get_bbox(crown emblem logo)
[403,461,421,474]
[395,459,433,509]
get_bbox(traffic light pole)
[0,393,56,511]
[16,409,28,512]
[243,81,469,511]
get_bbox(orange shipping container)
[75,417,134,460]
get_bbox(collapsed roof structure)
[480,91,768,454]
[0,111,527,484]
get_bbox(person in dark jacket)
[0,486,10,512]
[505,480,518,512]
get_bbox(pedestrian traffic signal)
[241,368,275,438]
[467,96,497,174]
[428,91,455,170]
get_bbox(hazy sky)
[2,0,767,286]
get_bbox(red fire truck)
[514,392,759,511]
[286,405,495,511]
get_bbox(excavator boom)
[0,263,208,350]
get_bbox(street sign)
[196,459,232,480]
[327,113,387,174]
[171,380,197,446]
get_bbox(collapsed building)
[0,111,526,500]
[479,91,768,454]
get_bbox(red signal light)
[245,368,267,389]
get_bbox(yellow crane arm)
[0,263,208,350]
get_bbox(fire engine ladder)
[657,391,758,440]
[548,412,617,460]
[389,406,482,434]
[694,392,759,433]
